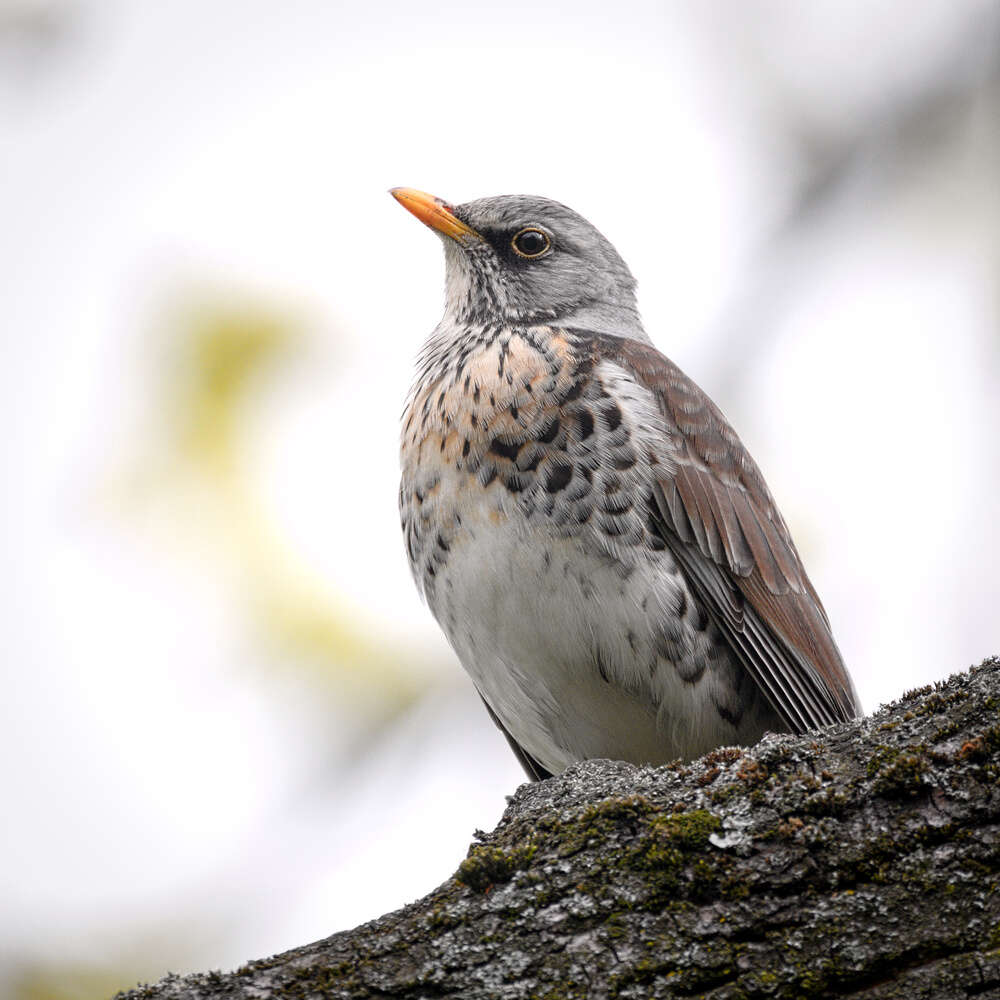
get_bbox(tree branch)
[118,657,1000,999]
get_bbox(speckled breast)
[399,324,672,606]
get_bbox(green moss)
[608,934,744,997]
[425,904,461,930]
[647,808,721,849]
[708,782,742,805]
[865,744,901,778]
[579,794,658,825]
[455,840,538,892]
[913,689,969,716]
[803,787,849,817]
[872,752,930,797]
[719,873,751,899]
[554,794,658,858]
[931,718,963,741]
[839,831,900,883]
[628,809,724,900]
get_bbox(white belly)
[427,494,742,774]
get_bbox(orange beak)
[390,187,482,246]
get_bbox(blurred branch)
[0,0,82,80]
[711,6,1000,406]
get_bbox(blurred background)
[1,0,998,996]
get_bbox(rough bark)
[119,657,1000,999]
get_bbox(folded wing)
[592,333,859,732]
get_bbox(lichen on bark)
[118,657,1000,999]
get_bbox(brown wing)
[589,333,859,732]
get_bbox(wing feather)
[707,475,755,576]
[682,463,726,563]
[589,333,859,732]
[479,693,553,782]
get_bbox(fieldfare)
[392,187,860,782]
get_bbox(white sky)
[1,0,997,989]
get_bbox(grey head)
[391,188,647,341]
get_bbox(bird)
[391,187,860,782]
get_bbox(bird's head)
[391,188,644,338]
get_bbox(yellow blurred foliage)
[119,291,434,722]
[11,962,136,1000]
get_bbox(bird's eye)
[511,227,551,259]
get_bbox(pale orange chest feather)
[400,328,576,482]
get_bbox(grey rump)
[394,189,860,781]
